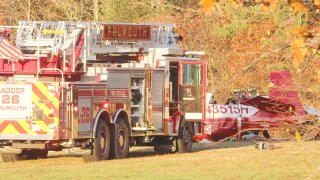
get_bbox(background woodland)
[0,0,319,107]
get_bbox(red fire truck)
[0,21,207,162]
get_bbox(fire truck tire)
[176,120,194,153]
[1,153,21,162]
[83,120,110,162]
[110,118,129,159]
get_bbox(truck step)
[64,147,91,155]
[132,127,156,131]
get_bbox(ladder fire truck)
[0,21,207,162]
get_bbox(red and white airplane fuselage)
[194,71,306,142]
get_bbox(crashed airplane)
[194,71,307,142]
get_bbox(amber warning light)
[102,24,151,41]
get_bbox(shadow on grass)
[4,141,256,162]
[126,141,256,159]
[192,141,255,152]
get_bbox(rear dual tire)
[83,118,130,162]
[110,118,130,159]
[83,120,110,162]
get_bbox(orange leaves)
[255,0,278,12]
[290,25,318,70]
[199,0,314,14]
[288,0,308,18]
[199,0,243,13]
[292,39,307,70]
[290,27,308,37]
[255,0,309,15]
[290,26,310,70]
[199,0,214,13]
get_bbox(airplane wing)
[241,96,295,115]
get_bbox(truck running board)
[64,147,91,155]
[132,127,156,131]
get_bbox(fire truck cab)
[0,21,206,162]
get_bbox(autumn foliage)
[197,0,320,106]
[0,0,319,108]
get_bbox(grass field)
[0,141,320,180]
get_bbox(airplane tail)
[269,70,305,116]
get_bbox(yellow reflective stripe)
[35,82,59,110]
[38,121,49,133]
[32,91,51,132]
[34,83,59,125]
[19,121,37,134]
[42,30,64,34]
[1,124,19,134]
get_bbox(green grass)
[0,141,320,180]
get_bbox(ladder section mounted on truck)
[0,21,183,76]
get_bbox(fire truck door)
[179,63,204,121]
[152,71,164,130]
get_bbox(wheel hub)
[118,129,125,152]
[98,131,106,153]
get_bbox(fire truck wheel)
[83,120,110,162]
[176,120,194,153]
[1,153,21,162]
[110,118,129,159]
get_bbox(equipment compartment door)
[152,71,164,130]
[78,97,92,136]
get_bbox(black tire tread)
[110,118,129,159]
[83,120,110,162]
[176,120,194,153]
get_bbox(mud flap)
[108,123,116,159]
[109,123,116,138]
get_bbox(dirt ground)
[0,141,320,180]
